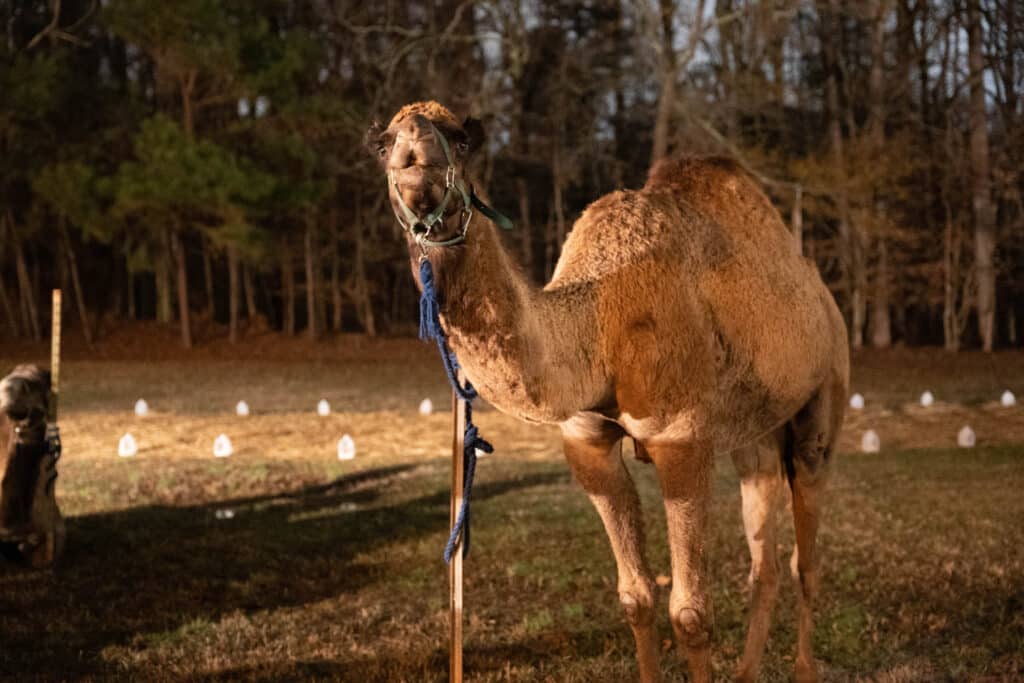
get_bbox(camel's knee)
[749,560,780,596]
[797,569,819,603]
[619,581,656,627]
[790,551,819,600]
[670,606,712,649]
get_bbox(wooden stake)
[49,289,62,423]
[449,377,467,683]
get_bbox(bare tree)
[821,1,864,348]
[868,0,891,348]
[967,0,996,351]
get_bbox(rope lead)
[418,258,491,562]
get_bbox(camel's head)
[0,364,50,443]
[365,101,484,248]
[0,364,64,568]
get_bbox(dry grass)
[0,335,1022,682]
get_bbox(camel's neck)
[424,217,605,424]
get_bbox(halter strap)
[387,120,512,248]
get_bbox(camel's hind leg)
[730,436,785,683]
[786,377,845,683]
[562,418,661,683]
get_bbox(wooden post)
[42,289,63,568]
[449,377,467,683]
[49,289,61,423]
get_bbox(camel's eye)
[377,145,388,159]
[455,142,469,155]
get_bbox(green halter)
[388,120,512,249]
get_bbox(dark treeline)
[1,1,1021,350]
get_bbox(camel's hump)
[548,156,799,289]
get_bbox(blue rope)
[418,258,492,563]
[419,259,476,402]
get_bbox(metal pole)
[449,377,466,683]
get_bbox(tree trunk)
[228,244,240,343]
[791,184,803,254]
[516,177,533,277]
[202,236,215,320]
[282,243,295,336]
[108,249,122,320]
[650,0,677,163]
[330,211,343,332]
[543,216,555,281]
[551,144,567,280]
[304,213,319,340]
[127,265,136,321]
[330,247,342,332]
[942,190,966,352]
[868,0,892,348]
[13,228,41,341]
[822,2,863,348]
[61,220,93,345]
[171,229,192,348]
[0,222,22,338]
[942,217,958,352]
[242,263,257,322]
[156,228,174,324]
[1007,306,1017,347]
[181,70,196,138]
[351,225,376,337]
[967,0,996,351]
[0,274,17,338]
[871,238,892,348]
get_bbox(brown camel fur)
[366,102,849,683]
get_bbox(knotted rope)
[418,258,494,562]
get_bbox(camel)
[0,364,65,568]
[366,101,849,682]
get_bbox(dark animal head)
[0,364,63,568]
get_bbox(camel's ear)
[461,117,485,156]
[364,120,388,164]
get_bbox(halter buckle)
[445,165,456,189]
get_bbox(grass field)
[1,329,1022,682]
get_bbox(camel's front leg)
[562,419,660,683]
[647,441,714,683]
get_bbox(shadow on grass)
[0,464,567,678]
[186,630,622,683]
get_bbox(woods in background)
[1,0,1021,350]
